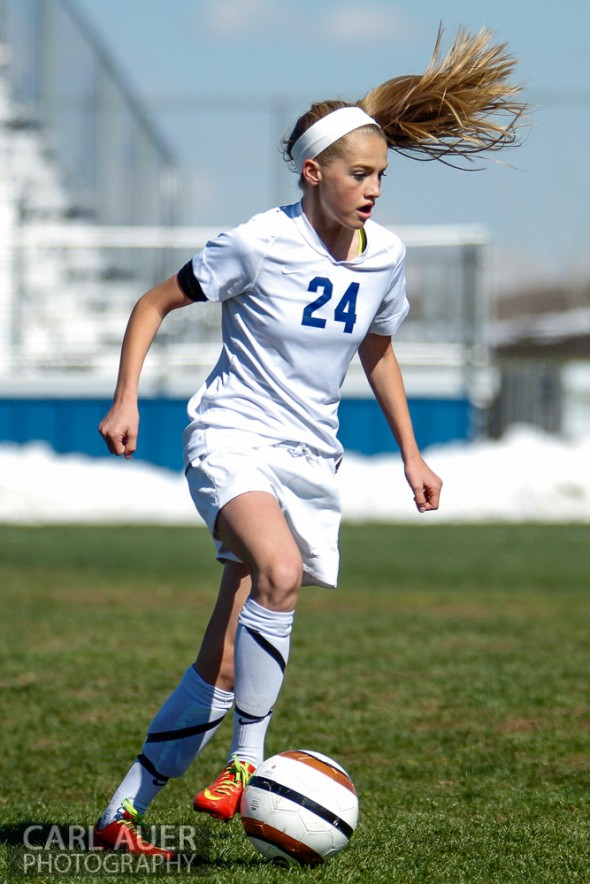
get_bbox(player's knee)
[255,555,302,610]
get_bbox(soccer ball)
[240,749,359,866]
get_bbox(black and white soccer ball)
[240,749,359,866]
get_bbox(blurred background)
[0,0,588,521]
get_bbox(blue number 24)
[301,277,359,334]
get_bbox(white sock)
[98,666,233,826]
[228,708,273,769]
[231,597,294,767]
[98,756,167,828]
[142,665,234,777]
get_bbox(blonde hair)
[283,26,526,170]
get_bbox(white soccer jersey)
[183,201,409,464]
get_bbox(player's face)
[314,131,388,230]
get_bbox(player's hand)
[98,402,140,460]
[404,457,442,513]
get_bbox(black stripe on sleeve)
[136,753,169,783]
[145,714,225,743]
[245,627,287,673]
[177,260,207,302]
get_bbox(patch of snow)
[0,426,588,525]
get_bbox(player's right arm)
[99,275,193,459]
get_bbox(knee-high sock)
[98,666,233,826]
[97,755,168,827]
[142,665,233,777]
[229,597,294,768]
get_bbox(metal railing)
[0,222,490,404]
[1,0,179,226]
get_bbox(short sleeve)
[368,246,410,336]
[191,224,259,303]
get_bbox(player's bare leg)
[195,561,252,692]
[216,490,303,611]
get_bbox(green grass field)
[1,524,588,882]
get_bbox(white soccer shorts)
[185,433,341,588]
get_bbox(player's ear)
[302,159,322,187]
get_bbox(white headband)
[291,107,379,173]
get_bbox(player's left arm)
[358,332,442,512]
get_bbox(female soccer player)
[94,27,525,856]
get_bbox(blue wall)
[0,396,472,471]
[338,397,472,455]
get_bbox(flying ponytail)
[284,26,526,170]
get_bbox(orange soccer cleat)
[93,799,174,858]
[193,756,256,821]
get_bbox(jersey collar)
[293,201,367,266]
